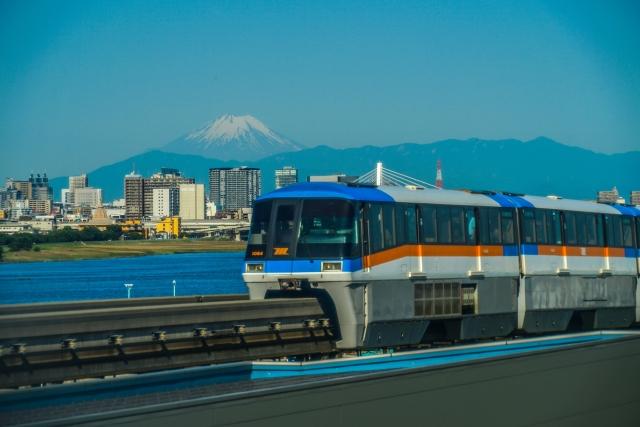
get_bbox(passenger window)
[367,204,383,253]
[479,207,501,245]
[420,205,437,243]
[394,206,407,245]
[465,208,477,244]
[535,210,547,245]
[605,215,623,247]
[382,204,395,248]
[622,216,633,247]
[563,212,577,245]
[596,215,604,247]
[585,214,597,246]
[575,213,587,246]
[521,209,536,244]
[405,206,418,244]
[501,209,515,244]
[450,207,465,244]
[436,206,452,244]
[545,211,562,245]
[637,218,640,249]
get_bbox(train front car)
[243,182,379,349]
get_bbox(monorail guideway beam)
[0,297,334,388]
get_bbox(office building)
[209,167,261,212]
[631,191,640,206]
[29,173,53,201]
[152,187,179,218]
[28,199,52,216]
[179,183,205,220]
[124,172,145,219]
[6,179,32,200]
[275,166,298,189]
[69,174,88,191]
[74,187,102,208]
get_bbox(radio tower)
[435,159,443,189]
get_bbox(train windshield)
[246,201,271,258]
[245,199,360,259]
[297,200,359,258]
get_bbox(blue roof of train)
[611,204,640,216]
[258,182,394,202]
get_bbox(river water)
[0,252,247,304]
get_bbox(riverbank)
[0,239,247,263]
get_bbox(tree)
[8,235,33,252]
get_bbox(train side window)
[436,206,452,244]
[596,215,605,247]
[521,209,536,244]
[534,210,547,244]
[605,215,623,247]
[367,204,383,253]
[621,216,633,247]
[545,210,562,245]
[479,207,501,245]
[501,209,515,244]
[585,214,598,246]
[450,207,465,244]
[563,212,577,245]
[636,218,640,249]
[420,205,437,243]
[394,205,407,245]
[406,206,418,244]
[465,208,477,244]
[382,204,396,249]
[575,213,587,246]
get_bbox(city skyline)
[2,1,640,178]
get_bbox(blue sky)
[1,0,639,178]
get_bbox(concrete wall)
[78,336,640,427]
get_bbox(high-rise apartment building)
[143,170,195,216]
[124,172,144,219]
[275,166,298,189]
[631,191,640,206]
[209,167,261,212]
[179,183,205,220]
[152,187,179,218]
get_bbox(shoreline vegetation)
[0,239,247,264]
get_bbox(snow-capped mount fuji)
[163,114,304,161]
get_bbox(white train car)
[243,182,640,349]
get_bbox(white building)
[74,187,102,208]
[152,187,179,218]
[179,183,205,220]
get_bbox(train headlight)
[321,261,342,272]
[246,262,264,273]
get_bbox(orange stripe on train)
[363,244,503,268]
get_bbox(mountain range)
[50,133,640,203]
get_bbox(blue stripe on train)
[263,258,363,273]
[520,244,538,255]
[624,248,637,258]
[487,194,535,209]
[503,245,519,256]
[611,205,640,217]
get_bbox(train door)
[270,201,299,274]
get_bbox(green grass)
[0,239,247,263]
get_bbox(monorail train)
[243,182,640,349]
